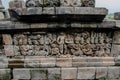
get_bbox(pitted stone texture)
[9,0,26,9]
[31,23,48,28]
[13,68,30,79]
[56,57,72,67]
[96,67,108,79]
[111,45,120,57]
[60,0,82,7]
[108,67,120,79]
[77,67,95,79]
[0,56,8,68]
[113,31,120,44]
[30,68,47,80]
[61,68,77,80]
[0,69,11,80]
[2,34,13,45]
[24,56,41,68]
[114,12,120,20]
[40,57,56,67]
[56,7,74,14]
[48,68,61,80]
[0,12,4,20]
[4,45,14,56]
[42,7,55,14]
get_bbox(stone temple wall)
[0,0,120,80]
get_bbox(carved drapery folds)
[12,31,112,57]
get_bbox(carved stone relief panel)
[12,31,113,57]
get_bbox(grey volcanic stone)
[77,67,95,79]
[114,12,120,20]
[56,7,74,14]
[13,68,30,79]
[0,69,11,80]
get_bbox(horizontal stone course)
[0,20,116,30]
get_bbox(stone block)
[61,68,77,80]
[15,22,30,29]
[113,31,120,44]
[9,0,26,9]
[114,12,120,20]
[77,67,96,79]
[24,56,41,68]
[4,45,14,56]
[30,68,47,80]
[96,67,108,79]
[116,20,120,28]
[115,55,120,66]
[26,7,42,15]
[0,69,11,80]
[102,57,115,66]
[2,34,13,45]
[0,21,15,30]
[97,20,116,28]
[108,67,120,79]
[31,23,48,28]
[40,57,56,67]
[13,68,30,79]
[0,56,8,68]
[75,7,108,15]
[0,12,4,20]
[111,45,120,57]
[72,57,88,67]
[60,0,82,7]
[8,57,24,68]
[81,0,95,7]
[48,68,61,80]
[56,57,72,67]
[42,7,55,14]
[56,7,74,14]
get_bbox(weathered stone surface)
[102,57,115,66]
[4,45,14,56]
[96,67,108,79]
[40,57,56,67]
[15,22,30,29]
[0,21,15,29]
[114,12,120,20]
[60,0,82,7]
[24,56,41,68]
[56,58,72,67]
[13,68,30,79]
[30,68,47,80]
[97,20,116,28]
[8,57,24,68]
[0,56,8,68]
[113,31,120,44]
[108,67,120,79]
[61,68,77,80]
[0,12,4,19]
[77,67,95,79]
[31,23,48,28]
[81,0,95,7]
[43,7,55,14]
[111,45,120,57]
[0,69,11,80]
[48,68,61,80]
[9,0,26,9]
[56,7,74,14]
[2,34,12,45]
[75,7,108,15]
[116,20,120,28]
[72,57,88,67]
[115,55,120,66]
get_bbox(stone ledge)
[0,57,118,68]
[9,7,108,22]
[0,20,116,30]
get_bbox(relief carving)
[12,31,112,57]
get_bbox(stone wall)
[0,0,120,80]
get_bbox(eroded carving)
[12,31,112,57]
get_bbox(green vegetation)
[105,13,114,20]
